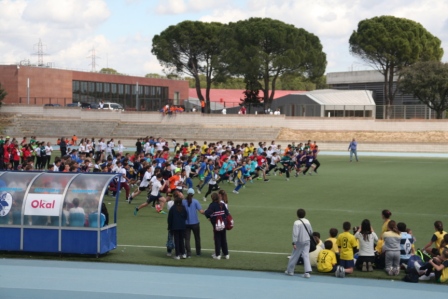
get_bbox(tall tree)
[0,82,7,107]
[349,16,443,118]
[240,76,263,114]
[152,21,226,113]
[400,61,448,119]
[223,18,326,109]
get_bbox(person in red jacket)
[11,144,21,170]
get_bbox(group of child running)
[124,138,321,216]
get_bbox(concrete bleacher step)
[6,118,281,142]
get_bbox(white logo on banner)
[24,193,63,216]
[0,192,13,217]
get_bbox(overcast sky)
[1,0,447,77]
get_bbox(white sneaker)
[232,190,239,194]
[335,266,345,278]
[166,253,172,257]
[173,256,180,260]
[224,255,230,260]
[203,197,206,201]
[284,270,294,276]
[414,261,426,275]
[302,273,311,278]
[212,254,221,260]
[181,254,187,259]
[419,274,431,281]
[286,178,289,181]
[414,261,421,271]
[196,188,201,194]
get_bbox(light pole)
[136,82,139,111]
[27,78,30,105]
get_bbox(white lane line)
[118,244,289,255]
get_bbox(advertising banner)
[24,193,63,216]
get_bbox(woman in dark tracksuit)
[205,193,230,260]
[167,196,188,259]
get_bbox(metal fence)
[15,98,443,119]
[375,105,438,119]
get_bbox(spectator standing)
[59,137,67,157]
[168,192,188,259]
[285,208,313,278]
[182,188,204,257]
[348,138,358,162]
[205,193,230,260]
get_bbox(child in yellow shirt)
[336,221,358,275]
[317,241,338,273]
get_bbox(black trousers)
[185,223,201,256]
[213,229,228,256]
[172,230,186,257]
[204,184,220,198]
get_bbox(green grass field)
[96,155,445,278]
[5,155,447,280]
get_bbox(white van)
[100,102,124,111]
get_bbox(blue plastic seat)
[12,211,21,225]
[0,215,9,224]
[88,212,106,228]
[69,213,85,227]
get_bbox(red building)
[0,65,189,111]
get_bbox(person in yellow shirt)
[376,209,392,253]
[243,144,251,158]
[423,220,447,256]
[336,222,357,275]
[415,248,448,282]
[248,143,255,155]
[318,241,338,273]
[200,141,208,155]
[325,228,339,255]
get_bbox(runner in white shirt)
[115,161,130,200]
[203,168,220,202]
[85,140,93,157]
[117,140,126,155]
[100,139,107,155]
[266,151,280,176]
[78,142,86,155]
[143,141,151,155]
[45,142,53,169]
[105,141,113,158]
[134,173,167,215]
[127,165,152,203]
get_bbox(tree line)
[150,16,447,117]
[151,18,327,113]
[91,16,447,118]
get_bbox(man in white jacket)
[285,208,313,278]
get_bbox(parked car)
[80,102,92,109]
[44,103,61,107]
[66,102,80,107]
[100,102,124,111]
[89,102,99,109]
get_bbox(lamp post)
[27,78,30,105]
[136,82,139,111]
